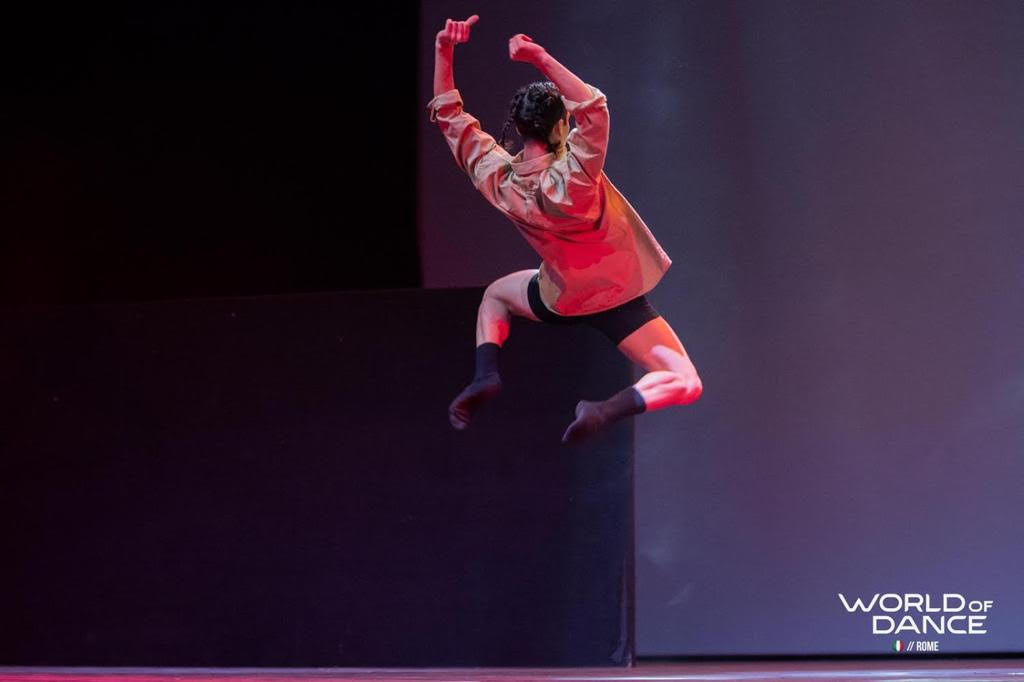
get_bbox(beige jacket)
[426,82,672,316]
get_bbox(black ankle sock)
[474,341,501,380]
[449,342,503,431]
[561,386,646,445]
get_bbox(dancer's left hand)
[508,33,546,65]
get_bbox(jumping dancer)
[428,15,703,444]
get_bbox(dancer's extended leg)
[449,269,541,430]
[562,316,702,444]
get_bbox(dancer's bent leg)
[562,316,702,444]
[617,316,702,410]
[449,269,541,430]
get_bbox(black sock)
[449,342,503,431]
[561,385,646,445]
[473,341,501,380]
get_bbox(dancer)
[428,15,703,444]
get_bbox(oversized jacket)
[426,82,672,316]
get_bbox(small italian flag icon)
[893,640,905,652]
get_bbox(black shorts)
[527,272,661,345]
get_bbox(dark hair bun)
[497,80,567,155]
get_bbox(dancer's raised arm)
[428,15,523,218]
[433,15,477,96]
[508,33,589,101]
[509,34,610,182]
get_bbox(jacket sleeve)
[427,88,514,195]
[562,83,610,184]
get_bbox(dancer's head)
[497,81,569,156]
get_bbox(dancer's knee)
[670,370,703,405]
[482,273,537,322]
[479,284,507,312]
[482,280,512,309]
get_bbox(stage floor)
[1,659,1023,682]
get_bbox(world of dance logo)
[838,592,994,651]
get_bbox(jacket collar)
[509,149,556,176]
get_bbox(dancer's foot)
[561,386,646,445]
[448,372,502,430]
[561,399,605,444]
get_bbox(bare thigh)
[485,269,541,322]
[615,315,698,376]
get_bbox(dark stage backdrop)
[0,287,637,667]
[1,3,420,304]
[418,0,1024,655]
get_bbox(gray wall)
[419,0,1024,655]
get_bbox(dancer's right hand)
[436,15,479,48]
[508,33,546,65]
